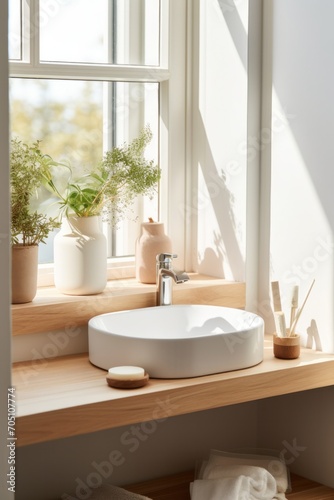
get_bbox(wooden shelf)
[127,470,193,500]
[13,338,334,447]
[125,471,334,499]
[124,471,193,500]
[286,474,334,499]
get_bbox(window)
[8,0,187,281]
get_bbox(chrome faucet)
[156,253,189,306]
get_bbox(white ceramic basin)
[88,305,264,379]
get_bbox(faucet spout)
[156,253,189,306]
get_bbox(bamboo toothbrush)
[288,285,299,337]
[271,281,282,312]
[290,279,315,336]
[274,311,287,337]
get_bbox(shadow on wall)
[217,0,248,68]
[269,2,334,348]
[196,113,245,282]
[271,2,334,233]
[193,1,248,281]
[217,1,334,345]
[199,239,225,278]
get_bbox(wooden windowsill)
[11,275,245,336]
[12,337,334,447]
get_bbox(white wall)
[259,0,334,490]
[258,387,334,489]
[191,0,248,281]
[270,0,334,352]
[16,403,258,500]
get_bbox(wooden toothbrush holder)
[273,334,300,359]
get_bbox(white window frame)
[9,0,189,286]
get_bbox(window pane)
[39,0,160,66]
[9,78,159,263]
[10,79,103,170]
[105,82,160,257]
[8,0,21,60]
[113,0,160,66]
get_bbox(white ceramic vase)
[54,216,107,295]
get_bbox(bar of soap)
[106,366,149,389]
[108,366,145,381]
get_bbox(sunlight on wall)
[270,92,334,352]
[194,0,248,281]
[270,0,334,352]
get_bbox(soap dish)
[106,373,149,389]
[106,366,149,389]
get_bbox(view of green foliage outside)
[8,1,161,265]
[9,78,104,262]
[10,79,103,174]
[9,77,160,263]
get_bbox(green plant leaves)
[10,138,61,245]
[47,125,161,223]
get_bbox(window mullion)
[19,0,40,68]
[21,0,30,63]
[103,1,118,257]
[9,60,169,82]
[160,0,169,69]
[161,0,187,270]
[30,0,40,66]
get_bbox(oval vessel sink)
[88,305,264,379]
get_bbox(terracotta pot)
[11,244,39,304]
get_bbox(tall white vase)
[54,216,107,295]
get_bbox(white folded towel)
[202,454,289,493]
[85,483,152,500]
[191,465,277,500]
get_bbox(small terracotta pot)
[11,244,39,304]
[273,334,300,359]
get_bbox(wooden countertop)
[13,337,334,447]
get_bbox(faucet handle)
[156,253,177,270]
[156,253,177,262]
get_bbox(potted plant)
[46,125,161,295]
[10,138,61,304]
